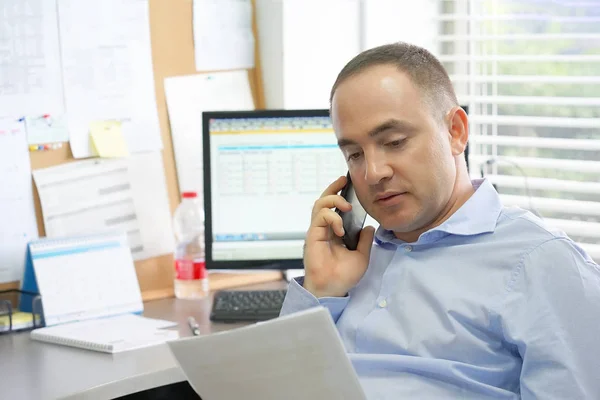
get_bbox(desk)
[0,280,288,400]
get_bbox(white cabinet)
[361,0,439,55]
[256,0,361,109]
[255,0,439,109]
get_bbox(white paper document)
[57,0,162,158]
[0,0,65,117]
[0,119,39,283]
[193,0,255,71]
[32,152,174,261]
[164,71,254,195]
[168,307,366,400]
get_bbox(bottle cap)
[182,192,198,199]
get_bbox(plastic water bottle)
[173,192,209,299]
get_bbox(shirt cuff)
[279,277,350,323]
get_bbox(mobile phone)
[335,173,368,251]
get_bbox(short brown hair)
[330,42,458,121]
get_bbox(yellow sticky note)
[0,312,35,331]
[89,120,129,158]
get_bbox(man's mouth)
[374,191,406,206]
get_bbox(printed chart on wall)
[32,152,174,261]
[57,0,162,158]
[0,119,39,283]
[164,70,255,197]
[0,0,65,117]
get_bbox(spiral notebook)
[21,232,178,353]
[30,314,178,353]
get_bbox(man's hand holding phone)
[303,175,376,298]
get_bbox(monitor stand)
[208,270,283,291]
[283,269,304,283]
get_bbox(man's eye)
[347,152,362,161]
[387,140,404,148]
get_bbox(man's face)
[331,65,458,234]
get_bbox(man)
[280,42,600,399]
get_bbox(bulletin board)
[0,0,266,300]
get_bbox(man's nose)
[364,152,393,185]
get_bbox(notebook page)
[30,233,143,326]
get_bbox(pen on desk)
[188,316,200,336]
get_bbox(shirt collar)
[374,178,502,245]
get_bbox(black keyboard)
[210,289,287,322]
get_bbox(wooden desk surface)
[0,280,288,400]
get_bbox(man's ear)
[447,106,469,156]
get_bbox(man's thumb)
[356,226,376,256]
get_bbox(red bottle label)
[175,259,207,280]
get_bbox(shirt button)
[405,245,412,252]
[378,299,387,308]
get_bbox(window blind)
[438,0,600,261]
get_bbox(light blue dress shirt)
[280,179,600,399]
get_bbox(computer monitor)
[202,109,346,270]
